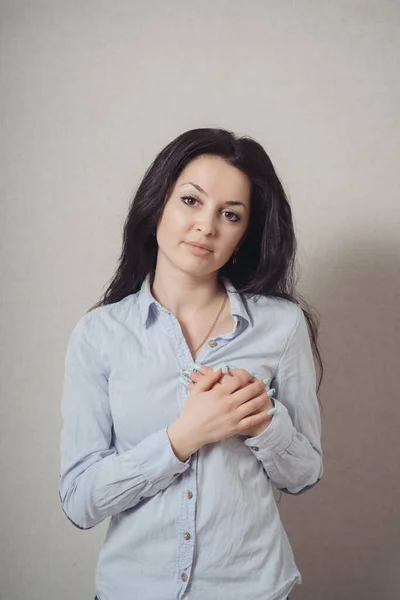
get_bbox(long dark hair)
[90,128,323,391]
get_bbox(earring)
[232,249,238,264]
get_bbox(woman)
[59,128,323,600]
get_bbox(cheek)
[157,203,188,241]
[220,224,247,252]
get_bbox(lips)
[185,242,213,252]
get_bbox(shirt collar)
[137,272,252,329]
[222,278,252,329]
[138,273,157,327]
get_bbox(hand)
[167,366,273,461]
[188,365,275,438]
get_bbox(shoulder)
[244,294,310,363]
[69,293,140,345]
[245,293,302,334]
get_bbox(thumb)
[195,368,222,392]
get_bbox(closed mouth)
[185,242,213,252]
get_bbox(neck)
[150,259,225,320]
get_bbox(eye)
[181,195,200,207]
[181,196,241,223]
[222,210,241,222]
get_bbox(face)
[155,155,251,277]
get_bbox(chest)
[106,316,279,450]
[181,312,236,361]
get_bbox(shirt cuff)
[125,427,190,491]
[243,400,294,458]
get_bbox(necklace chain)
[192,294,228,356]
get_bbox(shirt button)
[183,532,191,540]
[181,573,188,582]
[208,340,217,348]
[250,446,259,451]
[185,490,193,499]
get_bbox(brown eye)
[223,211,240,222]
[181,195,199,207]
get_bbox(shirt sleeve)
[244,306,323,494]
[59,312,190,530]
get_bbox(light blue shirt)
[59,274,323,600]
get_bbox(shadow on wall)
[279,238,400,600]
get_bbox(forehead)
[176,155,251,205]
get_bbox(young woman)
[59,128,323,600]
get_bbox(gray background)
[1,1,399,599]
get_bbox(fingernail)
[213,365,223,372]
[193,363,202,371]
[216,362,228,370]
[267,406,277,416]
[248,371,256,377]
[263,377,271,385]
[179,375,191,386]
[267,388,276,397]
[182,368,191,376]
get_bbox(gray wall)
[1,1,399,599]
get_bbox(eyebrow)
[180,182,247,209]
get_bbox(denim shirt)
[59,275,323,600]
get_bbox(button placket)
[175,458,197,591]
[167,312,198,593]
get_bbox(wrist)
[167,420,202,462]
[250,416,273,437]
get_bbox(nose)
[195,211,216,236]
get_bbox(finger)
[194,368,223,392]
[237,410,272,434]
[196,365,213,375]
[189,371,202,384]
[181,364,211,385]
[231,380,267,408]
[236,392,268,420]
[190,368,229,387]
[182,364,205,376]
[228,368,254,385]
[185,365,215,383]
[222,368,254,393]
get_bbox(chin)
[160,246,224,275]
[177,259,218,278]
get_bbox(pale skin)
[150,154,275,461]
[167,366,274,462]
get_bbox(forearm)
[60,427,190,529]
[166,419,203,462]
[244,400,323,494]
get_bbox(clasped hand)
[167,365,275,462]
